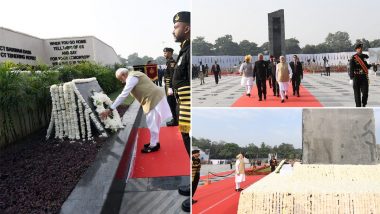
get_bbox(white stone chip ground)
[238,163,380,214]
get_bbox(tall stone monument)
[303,109,378,164]
[268,9,285,58]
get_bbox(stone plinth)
[303,109,377,164]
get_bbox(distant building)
[0,27,120,66]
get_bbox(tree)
[244,143,259,159]
[126,53,154,66]
[118,55,127,66]
[325,31,352,52]
[192,37,214,56]
[302,44,318,54]
[218,143,241,159]
[370,39,380,48]
[285,38,301,54]
[260,42,269,54]
[259,142,272,158]
[214,35,240,55]
[155,56,166,65]
[354,38,370,51]
[315,43,332,53]
[239,40,262,56]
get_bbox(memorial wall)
[0,27,120,66]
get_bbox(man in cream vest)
[100,68,172,153]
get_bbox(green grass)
[255,166,271,173]
[107,88,135,106]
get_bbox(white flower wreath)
[92,92,124,132]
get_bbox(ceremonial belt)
[164,77,171,96]
[176,85,190,133]
[354,55,369,80]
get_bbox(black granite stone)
[60,100,143,214]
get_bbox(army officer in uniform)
[172,11,191,212]
[163,47,178,126]
[350,43,371,107]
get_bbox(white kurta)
[235,159,246,183]
[240,77,254,86]
[239,63,254,86]
[111,75,172,145]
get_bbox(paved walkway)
[192,72,380,107]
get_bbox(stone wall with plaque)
[0,27,120,66]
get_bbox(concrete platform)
[192,72,380,107]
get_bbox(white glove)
[349,80,353,85]
[168,88,173,96]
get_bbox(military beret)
[173,11,190,24]
[192,149,200,154]
[163,47,174,53]
[355,43,363,49]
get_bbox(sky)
[192,108,303,148]
[193,108,380,149]
[193,0,380,47]
[0,0,190,58]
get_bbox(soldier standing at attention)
[192,149,201,204]
[172,11,191,212]
[163,47,178,126]
[350,43,371,107]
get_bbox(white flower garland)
[46,78,111,141]
[92,92,124,132]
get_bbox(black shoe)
[181,198,190,212]
[178,185,190,196]
[281,99,284,103]
[297,94,300,97]
[277,94,280,97]
[285,95,288,99]
[141,144,160,153]
[192,199,198,204]
[166,120,178,126]
[259,98,262,101]
[144,142,160,149]
[247,93,250,97]
[238,188,244,191]
[235,189,239,192]
[264,96,266,100]
[293,92,295,95]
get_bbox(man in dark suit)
[211,61,221,84]
[199,61,205,85]
[269,55,279,97]
[253,54,268,101]
[289,55,303,97]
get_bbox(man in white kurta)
[276,56,293,103]
[235,154,246,191]
[100,68,172,153]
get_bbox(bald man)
[100,68,172,153]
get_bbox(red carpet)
[130,127,190,178]
[193,175,266,214]
[231,82,322,107]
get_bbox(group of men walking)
[239,54,304,102]
[195,61,222,85]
